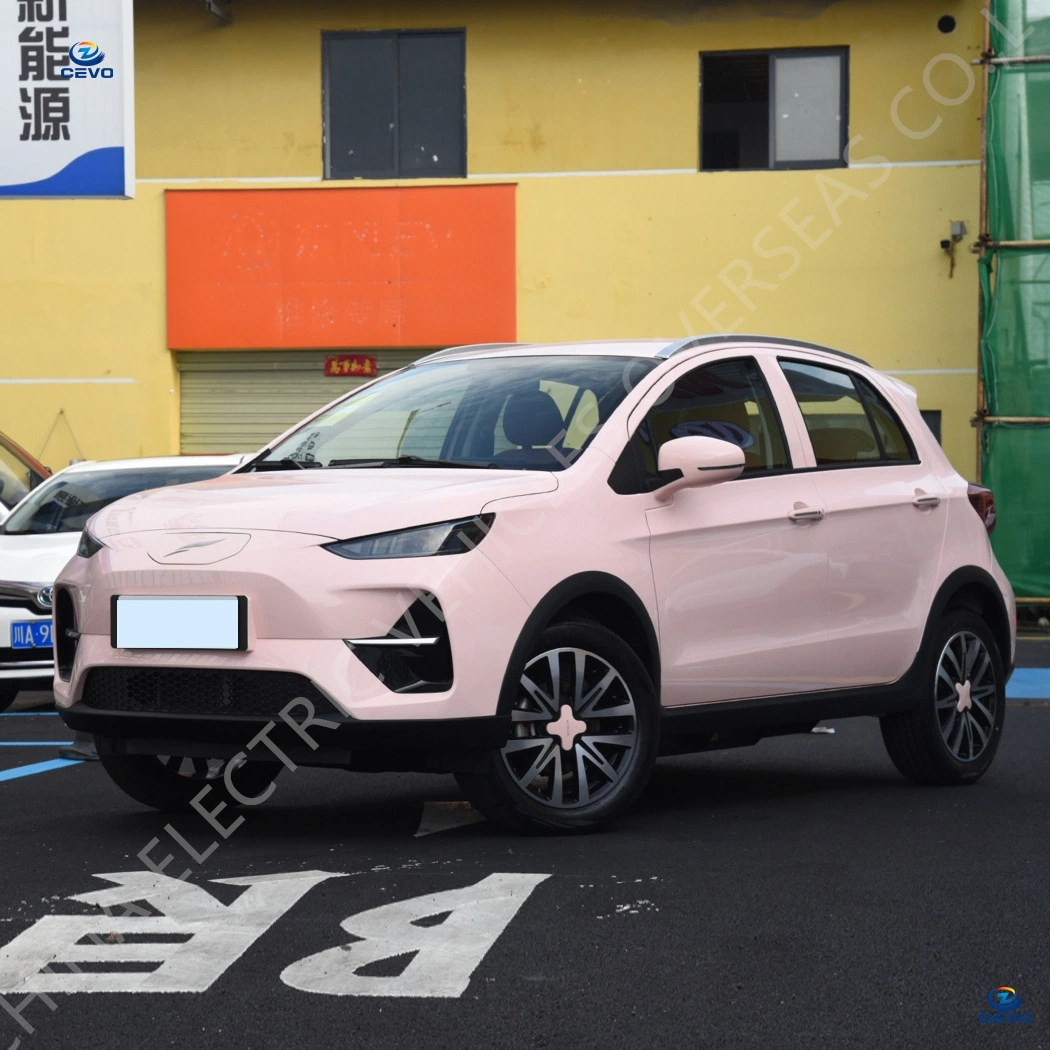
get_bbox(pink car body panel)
[53,338,1016,729]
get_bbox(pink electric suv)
[54,337,1015,831]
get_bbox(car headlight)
[76,529,106,559]
[323,514,495,560]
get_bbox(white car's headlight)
[323,514,495,560]
[76,528,106,559]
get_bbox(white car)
[0,455,243,711]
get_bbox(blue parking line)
[0,711,58,716]
[1008,667,1050,700]
[0,758,81,782]
[0,741,73,746]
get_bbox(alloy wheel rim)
[935,630,998,762]
[500,647,638,809]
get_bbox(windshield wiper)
[248,458,323,472]
[326,455,496,470]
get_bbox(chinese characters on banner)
[1,0,134,197]
[19,0,70,141]
[325,355,379,378]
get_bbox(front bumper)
[54,527,533,725]
[60,704,509,771]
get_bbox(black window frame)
[778,357,920,471]
[699,46,849,172]
[608,355,793,495]
[322,28,467,181]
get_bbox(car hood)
[89,468,559,541]
[0,531,81,585]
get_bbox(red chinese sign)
[325,355,377,378]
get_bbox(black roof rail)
[657,334,869,367]
[414,342,528,365]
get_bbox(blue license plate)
[11,620,52,649]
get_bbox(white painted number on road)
[281,872,551,997]
[0,869,344,994]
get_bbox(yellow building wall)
[0,0,983,474]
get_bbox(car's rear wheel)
[97,747,282,812]
[456,620,659,832]
[0,688,16,714]
[880,608,1005,785]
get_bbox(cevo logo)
[979,986,1033,1025]
[61,42,115,80]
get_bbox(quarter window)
[323,30,466,180]
[780,361,915,466]
[700,48,848,171]
[609,357,789,493]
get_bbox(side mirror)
[655,436,745,501]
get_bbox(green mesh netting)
[982,0,1050,598]
[983,425,1050,597]
[980,249,1050,417]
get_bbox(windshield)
[253,356,657,472]
[2,464,234,535]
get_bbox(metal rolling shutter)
[177,350,426,454]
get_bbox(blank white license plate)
[112,596,247,651]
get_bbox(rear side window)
[855,376,913,461]
[780,361,915,466]
[609,357,789,493]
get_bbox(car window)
[258,356,657,473]
[609,357,789,493]
[855,376,914,461]
[1,465,233,535]
[780,360,915,466]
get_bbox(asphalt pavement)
[0,652,1048,1050]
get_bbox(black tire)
[97,747,282,813]
[456,619,659,832]
[0,689,16,714]
[880,608,1006,785]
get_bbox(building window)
[700,48,847,171]
[920,410,943,444]
[323,30,466,180]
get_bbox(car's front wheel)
[880,608,1006,785]
[97,748,282,812]
[456,620,659,832]
[0,688,16,714]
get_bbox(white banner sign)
[0,0,134,198]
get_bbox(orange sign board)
[325,354,377,378]
[166,185,516,350]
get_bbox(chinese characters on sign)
[18,0,69,142]
[324,355,378,378]
[1,0,133,197]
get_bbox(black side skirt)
[658,663,923,756]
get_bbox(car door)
[632,354,830,706]
[777,358,949,688]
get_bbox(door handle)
[912,492,941,509]
[788,505,825,523]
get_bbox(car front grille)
[80,667,342,719]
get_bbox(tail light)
[967,483,997,535]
